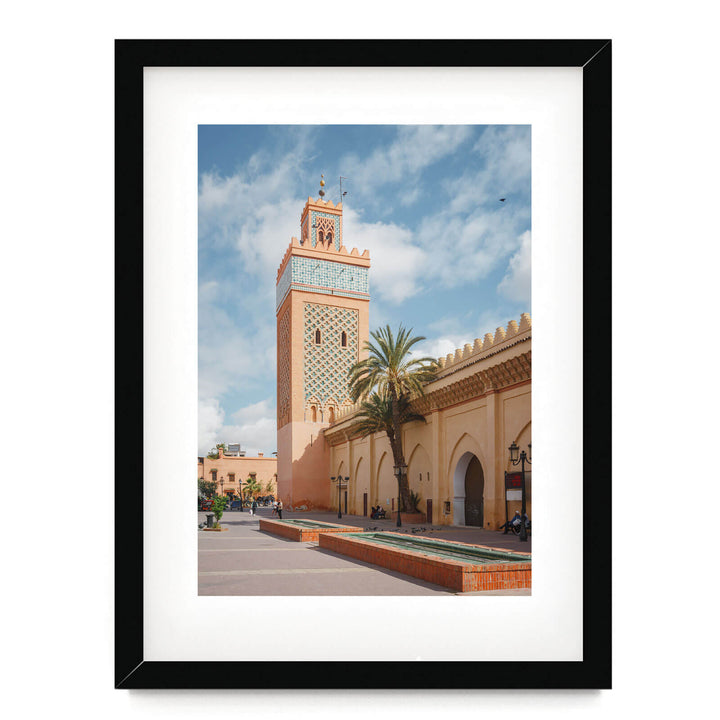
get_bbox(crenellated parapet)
[303,196,342,212]
[436,313,531,373]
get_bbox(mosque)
[275,193,531,529]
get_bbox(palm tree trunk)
[388,383,412,512]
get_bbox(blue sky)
[198,125,531,456]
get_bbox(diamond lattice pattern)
[304,303,358,407]
[277,306,291,427]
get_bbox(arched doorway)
[452,451,485,526]
[464,456,484,526]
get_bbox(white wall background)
[1,0,718,717]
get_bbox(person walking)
[251,498,258,516]
[271,500,278,516]
[277,499,283,519]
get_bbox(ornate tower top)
[299,196,344,250]
[275,189,370,311]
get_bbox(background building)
[197,445,277,499]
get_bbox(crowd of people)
[245,498,284,518]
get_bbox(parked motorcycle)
[510,519,531,536]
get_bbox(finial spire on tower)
[318,174,326,198]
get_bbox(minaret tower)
[275,183,370,508]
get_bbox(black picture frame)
[115,39,611,689]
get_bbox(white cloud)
[199,174,303,282]
[199,131,319,282]
[231,398,273,424]
[498,230,531,304]
[343,208,426,304]
[199,397,277,456]
[198,397,225,456]
[341,126,473,194]
[198,304,275,400]
[400,186,421,206]
[444,126,530,216]
[411,334,471,363]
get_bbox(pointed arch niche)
[452,452,485,526]
[448,433,486,527]
[407,443,431,496]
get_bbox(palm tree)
[348,325,437,511]
[243,475,261,501]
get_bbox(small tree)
[211,495,229,527]
[206,442,227,460]
[409,490,422,513]
[198,478,217,499]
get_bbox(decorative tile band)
[277,255,370,309]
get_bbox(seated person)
[500,510,522,532]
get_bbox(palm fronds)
[348,324,438,403]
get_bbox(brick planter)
[259,518,363,542]
[319,531,531,592]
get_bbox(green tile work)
[276,256,370,310]
[304,303,358,407]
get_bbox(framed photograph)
[116,40,610,689]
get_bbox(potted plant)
[206,495,228,530]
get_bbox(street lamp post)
[331,476,341,519]
[220,476,224,498]
[508,441,532,542]
[393,462,408,527]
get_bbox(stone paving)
[198,507,531,596]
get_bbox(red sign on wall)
[505,472,524,489]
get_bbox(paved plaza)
[198,507,531,596]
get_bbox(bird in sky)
[499,198,506,202]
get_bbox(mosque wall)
[323,315,532,528]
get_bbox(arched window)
[311,406,317,423]
[341,331,347,347]
[318,230,324,245]
[328,407,335,423]
[315,329,321,344]
[326,232,333,246]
